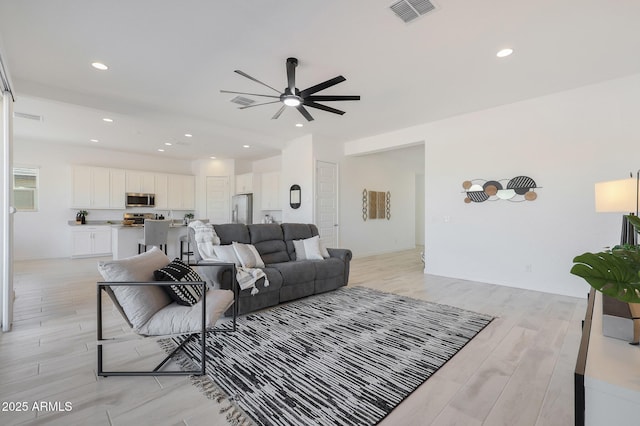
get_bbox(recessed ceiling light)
[91,62,108,71]
[243,145,250,148]
[295,123,303,128]
[184,133,193,138]
[210,156,217,160]
[90,139,99,143]
[158,148,165,152]
[102,118,113,123]
[164,142,172,146]
[496,48,514,58]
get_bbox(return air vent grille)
[230,96,255,107]
[14,111,43,121]
[390,0,436,23]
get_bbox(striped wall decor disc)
[162,286,493,426]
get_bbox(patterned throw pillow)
[154,258,205,306]
[232,242,265,268]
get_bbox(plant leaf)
[571,251,640,303]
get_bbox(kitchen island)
[111,223,188,260]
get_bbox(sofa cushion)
[313,257,345,280]
[137,289,234,336]
[153,258,205,306]
[269,260,316,287]
[249,224,290,264]
[213,223,251,245]
[97,247,172,331]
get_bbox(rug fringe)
[159,338,255,425]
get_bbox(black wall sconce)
[290,184,301,209]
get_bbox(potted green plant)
[76,210,88,225]
[571,214,640,304]
[183,212,194,225]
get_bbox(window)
[13,167,39,211]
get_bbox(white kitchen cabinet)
[71,166,125,209]
[110,169,126,209]
[261,171,281,210]
[125,171,155,194]
[154,173,169,209]
[235,173,253,194]
[166,174,195,210]
[71,226,112,257]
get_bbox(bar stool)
[179,234,192,261]
[181,219,209,261]
[138,220,170,254]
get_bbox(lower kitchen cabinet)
[71,225,112,258]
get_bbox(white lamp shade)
[595,178,637,213]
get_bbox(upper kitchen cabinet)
[167,174,195,210]
[125,171,155,194]
[71,166,125,209]
[154,173,169,209]
[235,173,253,194]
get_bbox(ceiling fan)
[221,57,360,122]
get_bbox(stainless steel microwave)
[126,193,155,207]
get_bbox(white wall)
[415,174,425,246]
[339,153,418,257]
[345,73,640,298]
[13,139,193,260]
[281,135,314,223]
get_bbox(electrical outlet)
[525,264,532,272]
[444,216,451,223]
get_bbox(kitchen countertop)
[68,220,187,227]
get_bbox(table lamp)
[595,176,639,245]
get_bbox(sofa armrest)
[327,248,353,284]
[190,262,238,294]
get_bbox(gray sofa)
[190,223,352,315]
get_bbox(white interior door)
[2,88,15,331]
[206,176,230,224]
[316,161,338,248]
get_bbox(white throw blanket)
[188,221,268,295]
[188,220,220,259]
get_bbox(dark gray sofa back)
[248,224,290,264]
[213,223,251,245]
[281,223,319,260]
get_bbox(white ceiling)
[1,0,640,161]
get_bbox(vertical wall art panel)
[377,192,385,218]
[368,191,378,219]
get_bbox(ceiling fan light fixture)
[283,96,301,107]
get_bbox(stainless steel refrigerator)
[231,193,253,224]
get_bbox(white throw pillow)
[293,235,325,260]
[212,244,241,266]
[232,242,265,268]
[97,247,172,331]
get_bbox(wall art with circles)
[462,176,540,203]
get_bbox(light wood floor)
[1,249,585,425]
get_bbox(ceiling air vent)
[230,96,255,107]
[390,0,436,23]
[14,111,43,121]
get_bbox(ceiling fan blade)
[303,101,345,115]
[296,105,315,122]
[272,105,286,119]
[220,90,280,99]
[239,100,282,109]
[286,57,297,94]
[305,95,360,102]
[234,70,281,93]
[299,76,346,97]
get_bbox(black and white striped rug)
[164,286,493,426]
